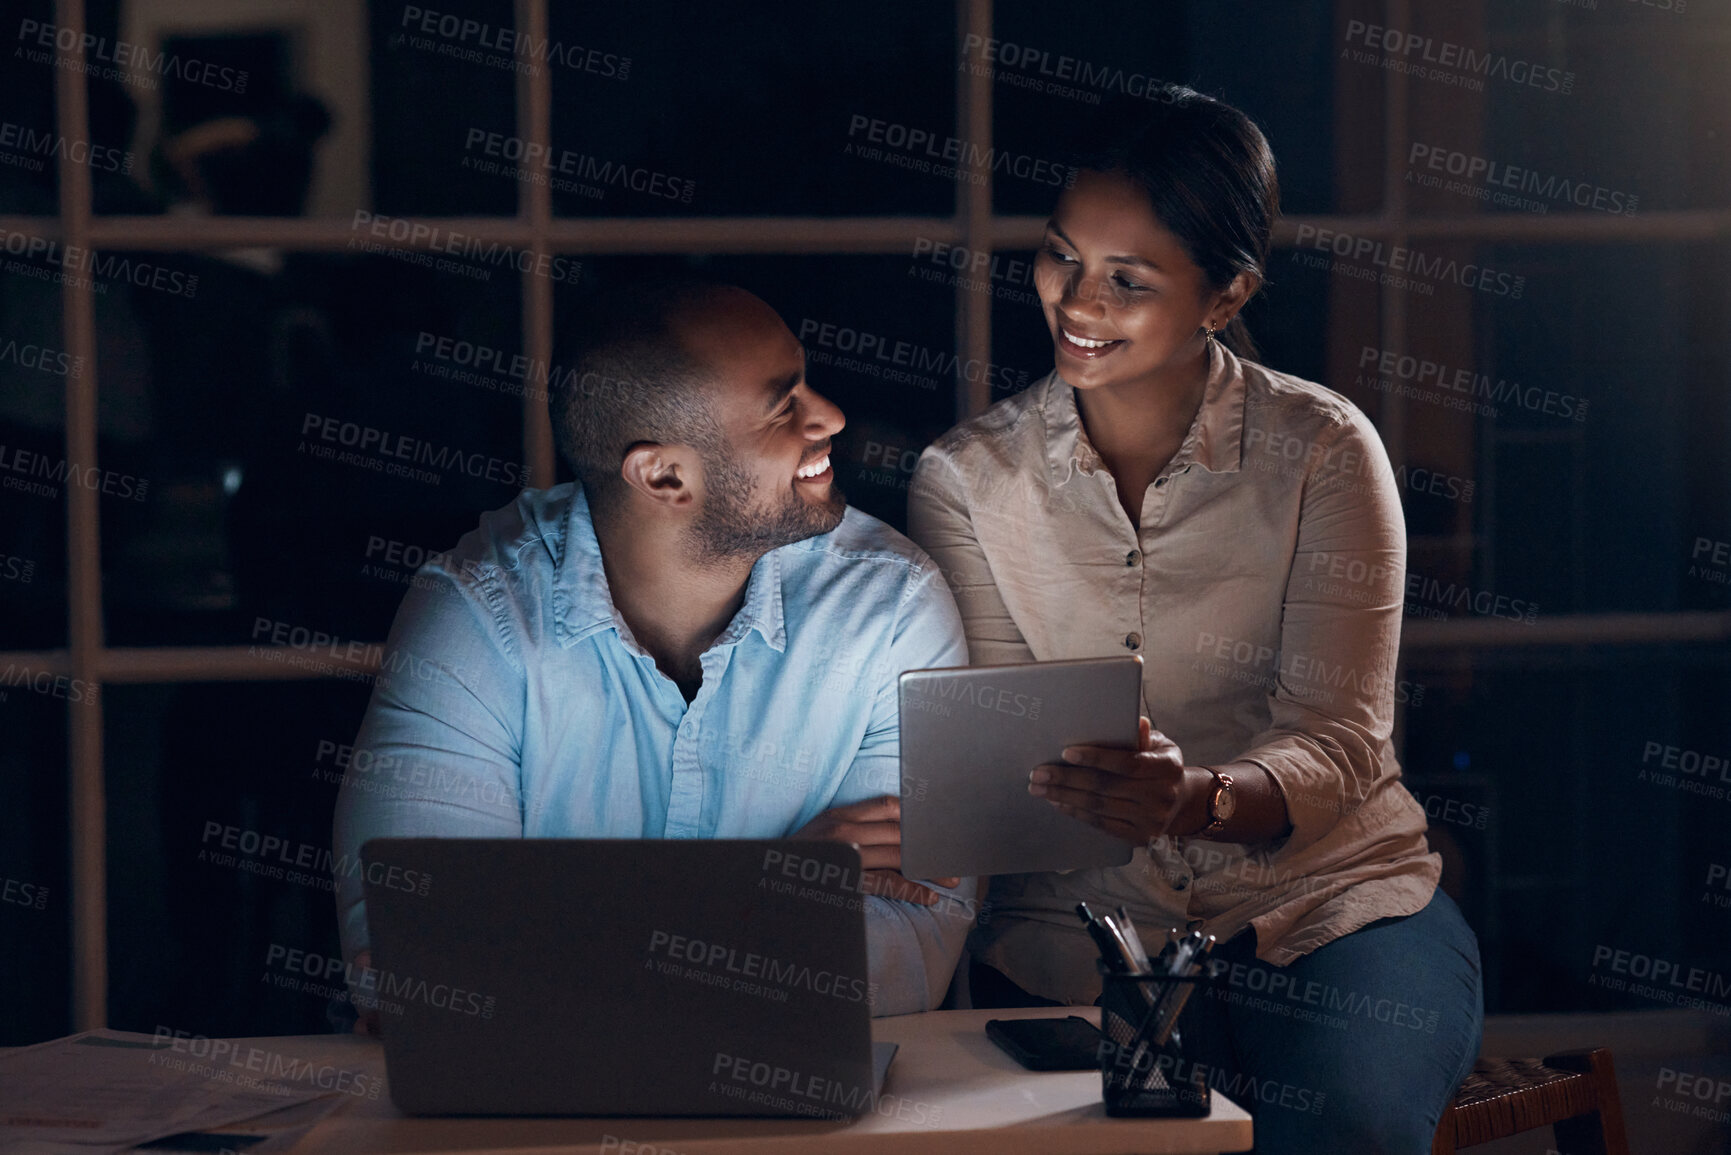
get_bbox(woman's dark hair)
[1069,85,1279,359]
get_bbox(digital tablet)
[898,656,1143,878]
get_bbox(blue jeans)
[1181,888,1483,1154]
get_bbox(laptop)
[359,838,896,1117]
[899,656,1144,878]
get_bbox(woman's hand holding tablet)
[1029,716,1198,843]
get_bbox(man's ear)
[620,443,699,509]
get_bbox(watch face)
[1213,784,1236,822]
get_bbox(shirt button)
[1125,632,1142,651]
[1154,477,1168,488]
[1125,549,1141,566]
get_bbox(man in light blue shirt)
[332,282,973,1019]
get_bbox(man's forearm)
[862,876,979,1016]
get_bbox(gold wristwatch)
[1198,766,1236,837]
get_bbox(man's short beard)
[684,443,846,564]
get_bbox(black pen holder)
[1096,966,1213,1117]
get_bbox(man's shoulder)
[785,506,937,578]
[436,483,575,585]
[776,508,963,662]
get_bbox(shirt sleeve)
[831,562,978,1016]
[907,447,1037,666]
[1237,410,1406,855]
[332,560,525,970]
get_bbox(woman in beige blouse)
[908,88,1482,1153]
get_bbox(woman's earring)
[1202,324,1216,343]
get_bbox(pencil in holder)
[1096,966,1212,1117]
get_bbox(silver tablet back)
[898,656,1143,878]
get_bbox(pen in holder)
[1096,964,1212,1117]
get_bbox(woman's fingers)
[1057,744,1141,775]
[1031,761,1142,800]
[1032,754,1182,799]
[1048,803,1147,844]
[1031,780,1169,824]
[1059,740,1182,776]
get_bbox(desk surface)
[229,1007,1252,1154]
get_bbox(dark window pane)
[1476,242,1729,616]
[103,250,527,645]
[986,248,1056,407]
[104,681,373,1037]
[990,1,1340,216]
[0,690,68,1044]
[0,245,73,650]
[1474,0,1730,214]
[549,0,955,217]
[1400,657,1731,1014]
[371,0,517,216]
[0,0,61,216]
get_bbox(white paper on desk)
[139,1094,347,1154]
[0,1029,340,1154]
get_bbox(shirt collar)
[553,485,788,653]
[717,548,788,652]
[1042,339,1247,485]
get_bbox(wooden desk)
[241,1007,1251,1153]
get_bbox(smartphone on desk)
[985,1016,1105,1071]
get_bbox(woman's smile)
[1057,324,1127,359]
